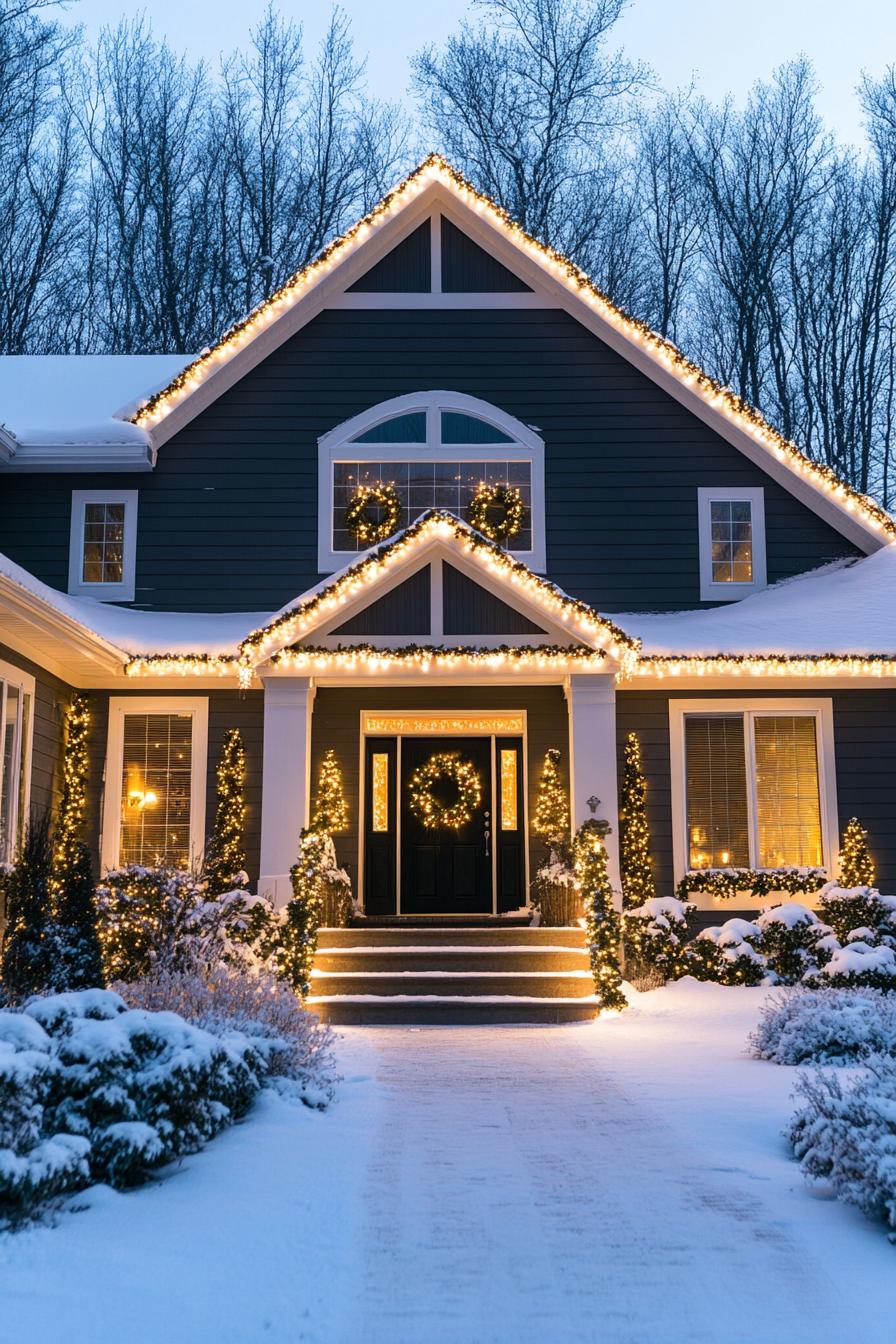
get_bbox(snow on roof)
[0,548,265,656]
[622,548,896,656]
[0,355,190,446]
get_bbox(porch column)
[566,673,621,893]
[258,676,315,907]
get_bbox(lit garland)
[239,511,637,667]
[311,749,349,834]
[51,693,90,892]
[574,816,626,1011]
[273,642,606,674]
[409,751,482,831]
[675,867,826,902]
[468,483,525,545]
[637,653,896,679]
[125,653,239,679]
[344,483,402,545]
[132,153,895,546]
[205,728,247,896]
[619,732,657,910]
[838,817,876,888]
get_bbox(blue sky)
[62,0,895,145]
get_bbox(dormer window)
[318,392,545,573]
[697,487,766,602]
[68,490,138,602]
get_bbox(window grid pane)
[119,713,193,867]
[82,502,126,584]
[333,460,532,552]
[753,715,823,868]
[710,500,753,584]
[685,715,750,868]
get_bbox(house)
[1,156,894,1016]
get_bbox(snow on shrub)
[788,1057,896,1239]
[95,866,280,982]
[817,882,896,947]
[754,903,833,984]
[750,986,896,1064]
[623,897,693,980]
[0,988,270,1223]
[117,961,336,1108]
[802,940,896,991]
[683,918,768,986]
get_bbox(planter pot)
[319,875,353,928]
[537,880,582,927]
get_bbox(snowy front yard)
[0,982,892,1344]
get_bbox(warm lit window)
[372,753,389,833]
[69,490,138,601]
[674,702,832,874]
[102,698,208,872]
[697,487,766,601]
[0,660,34,864]
[318,392,545,572]
[500,749,518,831]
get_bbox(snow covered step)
[315,947,590,974]
[309,969,596,999]
[318,925,586,948]
[305,995,602,1026]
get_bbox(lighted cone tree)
[48,693,103,991]
[311,749,349,835]
[51,692,90,892]
[574,817,626,1012]
[532,748,570,858]
[619,733,657,910]
[206,729,248,895]
[838,817,876,888]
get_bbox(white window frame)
[100,696,208,873]
[0,657,35,865]
[317,390,546,573]
[669,697,839,883]
[68,489,138,602]
[697,486,767,602]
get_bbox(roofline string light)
[131,153,896,545]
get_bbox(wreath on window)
[408,751,483,831]
[468,482,525,545]
[344,483,402,545]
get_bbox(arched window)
[317,391,545,572]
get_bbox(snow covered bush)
[118,961,336,1108]
[623,897,693,982]
[95,866,280,982]
[817,882,896,947]
[788,1057,896,1238]
[683,919,768,986]
[750,987,896,1064]
[0,989,270,1223]
[754,903,833,984]
[802,940,896,991]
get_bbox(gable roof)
[127,154,895,553]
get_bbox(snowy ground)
[0,981,892,1344]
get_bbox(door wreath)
[344,483,402,545]
[408,751,483,831]
[468,482,525,545]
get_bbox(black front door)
[400,736,493,914]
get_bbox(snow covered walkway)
[0,983,892,1344]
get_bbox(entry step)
[306,995,602,1025]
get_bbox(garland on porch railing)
[574,816,626,1012]
[675,867,826,903]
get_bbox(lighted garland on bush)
[468,483,525,545]
[574,817,626,1012]
[344,483,402,545]
[409,752,482,831]
[675,867,826,903]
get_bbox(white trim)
[318,390,546,573]
[668,697,839,886]
[100,695,208,874]
[68,489,138,602]
[0,656,36,863]
[430,211,442,294]
[327,292,555,309]
[697,487,767,602]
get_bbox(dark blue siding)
[442,562,546,635]
[0,309,861,613]
[333,566,431,635]
[441,217,532,292]
[348,220,431,292]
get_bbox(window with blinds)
[119,713,194,867]
[684,710,824,871]
[685,715,749,868]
